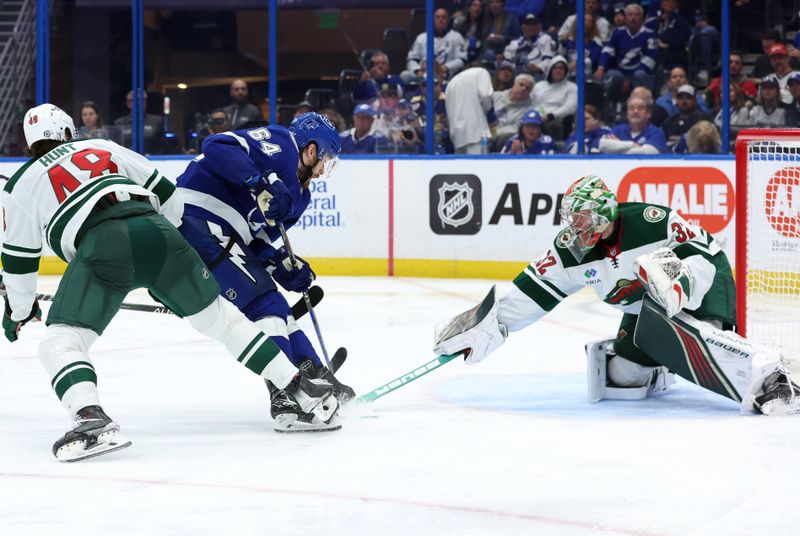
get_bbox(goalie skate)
[52,405,131,462]
[754,372,800,416]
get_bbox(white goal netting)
[743,139,800,362]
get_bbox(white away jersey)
[1,138,180,320]
[497,203,729,333]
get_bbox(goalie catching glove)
[634,248,692,318]
[244,172,293,225]
[433,286,508,365]
[266,247,315,293]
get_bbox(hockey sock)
[187,297,297,389]
[39,324,102,418]
[288,318,324,369]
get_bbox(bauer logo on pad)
[429,174,482,235]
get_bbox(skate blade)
[55,430,132,463]
[274,414,342,433]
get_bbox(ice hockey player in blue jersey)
[176,112,353,432]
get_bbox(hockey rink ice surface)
[2,275,800,536]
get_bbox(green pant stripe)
[51,361,95,388]
[53,368,98,400]
[243,339,281,375]
[513,271,561,312]
[238,332,265,363]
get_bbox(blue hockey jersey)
[609,122,668,153]
[599,27,658,75]
[176,126,309,256]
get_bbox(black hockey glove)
[268,247,315,293]
[3,298,42,343]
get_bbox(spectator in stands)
[404,8,468,83]
[662,84,711,144]
[752,30,800,80]
[688,2,721,86]
[455,0,488,63]
[482,0,521,56]
[531,55,577,140]
[504,0,547,20]
[673,120,722,154]
[503,14,555,80]
[743,74,787,128]
[445,67,498,153]
[599,94,668,154]
[631,86,665,127]
[655,66,710,120]
[409,75,454,154]
[353,51,405,103]
[340,103,385,154]
[559,0,611,43]
[501,109,557,154]
[188,108,231,155]
[563,104,612,153]
[784,73,800,127]
[321,107,347,132]
[594,3,658,103]
[646,0,691,71]
[492,60,516,90]
[767,43,799,104]
[493,73,535,148]
[704,51,758,112]
[611,3,626,30]
[78,101,108,140]
[294,101,314,117]
[562,12,604,77]
[713,82,751,134]
[113,90,164,153]
[373,81,404,139]
[223,79,263,130]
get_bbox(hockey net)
[736,130,800,363]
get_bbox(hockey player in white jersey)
[0,104,339,462]
[434,175,800,415]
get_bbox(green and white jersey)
[498,202,729,332]
[1,138,180,320]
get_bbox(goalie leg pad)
[586,339,673,402]
[433,286,508,365]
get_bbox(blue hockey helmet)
[290,112,341,178]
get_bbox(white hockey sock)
[607,355,658,387]
[39,324,101,419]
[186,297,297,388]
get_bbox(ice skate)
[52,405,131,462]
[754,372,800,416]
[299,357,356,404]
[267,377,341,433]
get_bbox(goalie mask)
[23,103,76,148]
[559,175,619,260]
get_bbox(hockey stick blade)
[357,352,464,403]
[331,346,347,374]
[0,286,323,321]
[290,285,323,321]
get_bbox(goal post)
[735,129,800,360]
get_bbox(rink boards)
[0,156,739,278]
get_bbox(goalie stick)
[356,352,464,403]
[0,284,324,321]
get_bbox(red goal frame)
[734,128,800,337]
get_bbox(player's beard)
[297,154,318,188]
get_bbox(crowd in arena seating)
[70,1,800,156]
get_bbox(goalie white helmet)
[23,103,76,147]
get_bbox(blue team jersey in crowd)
[599,27,658,75]
[609,122,668,153]
[501,134,556,154]
[339,128,385,154]
[563,126,612,153]
[176,125,309,254]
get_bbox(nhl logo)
[201,268,210,280]
[226,288,237,300]
[429,174,482,235]
[437,182,474,227]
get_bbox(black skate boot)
[754,372,800,416]
[52,405,131,462]
[299,358,356,404]
[266,377,341,433]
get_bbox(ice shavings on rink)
[2,276,800,536]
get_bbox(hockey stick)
[357,352,464,403]
[277,223,333,370]
[0,285,324,321]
